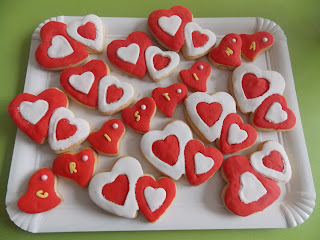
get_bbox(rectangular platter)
[5,16,316,232]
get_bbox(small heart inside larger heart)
[102,174,129,205]
[192,31,209,47]
[196,102,222,127]
[262,151,284,172]
[153,54,170,70]
[242,73,270,99]
[77,22,97,40]
[106,85,124,103]
[152,135,179,166]
[56,118,77,140]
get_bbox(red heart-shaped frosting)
[262,151,284,172]
[106,85,124,104]
[153,54,170,70]
[152,135,180,166]
[196,102,222,127]
[102,174,129,205]
[242,73,270,99]
[56,118,78,140]
[192,31,209,47]
[77,22,97,40]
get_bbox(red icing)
[242,73,270,99]
[107,31,153,78]
[52,148,96,187]
[60,59,109,108]
[219,113,257,154]
[153,54,170,70]
[196,102,222,127]
[102,174,129,205]
[148,6,193,51]
[152,135,180,166]
[209,33,242,68]
[192,31,209,47]
[135,176,176,222]
[56,118,77,140]
[77,22,97,40]
[8,88,68,144]
[222,155,281,217]
[106,85,124,104]
[17,168,61,214]
[252,94,296,130]
[184,139,223,186]
[262,151,284,172]
[35,21,88,70]
[179,61,211,92]
[240,31,274,61]
[88,119,125,156]
[121,97,156,133]
[152,83,188,117]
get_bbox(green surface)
[0,0,319,239]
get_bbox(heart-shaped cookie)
[250,94,296,131]
[17,168,62,214]
[185,92,236,142]
[135,175,176,222]
[121,97,156,133]
[98,75,135,115]
[88,119,125,156]
[52,147,97,187]
[88,156,143,218]
[67,14,104,53]
[48,107,90,154]
[184,139,223,186]
[8,88,68,144]
[148,6,193,51]
[222,155,281,217]
[35,21,89,70]
[217,113,257,154]
[152,83,188,117]
[140,120,193,180]
[182,22,216,60]
[250,141,292,182]
[107,31,153,78]
[60,59,109,108]
[231,64,285,113]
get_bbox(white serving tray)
[6,16,316,233]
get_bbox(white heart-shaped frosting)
[68,71,95,94]
[265,102,288,123]
[158,15,182,36]
[116,43,140,64]
[194,152,214,175]
[239,172,267,204]
[19,100,49,125]
[227,123,248,145]
[144,186,166,212]
[47,35,74,58]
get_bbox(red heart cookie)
[218,113,257,154]
[148,6,193,51]
[88,119,125,156]
[60,59,109,108]
[240,31,274,61]
[52,148,97,187]
[222,155,281,217]
[179,61,211,92]
[107,31,153,78]
[152,83,188,117]
[8,88,68,144]
[17,168,62,214]
[250,94,296,131]
[35,21,89,70]
[208,33,242,70]
[184,139,223,186]
[135,175,176,222]
[121,97,156,133]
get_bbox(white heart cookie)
[194,152,214,175]
[88,157,143,218]
[158,15,182,36]
[116,43,140,64]
[265,102,288,123]
[227,123,248,145]
[47,35,74,58]
[19,100,49,125]
[140,120,193,180]
[144,186,166,212]
[68,71,95,94]
[239,171,267,204]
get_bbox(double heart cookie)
[35,21,89,70]
[148,6,193,51]
[8,88,68,144]
[231,64,285,113]
[60,59,109,109]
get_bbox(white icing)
[158,15,182,36]
[112,123,119,129]
[227,123,248,145]
[145,46,180,82]
[48,107,90,152]
[250,141,292,182]
[231,38,236,43]
[239,172,267,204]
[116,43,140,64]
[140,120,193,180]
[199,65,204,70]
[19,100,49,125]
[98,75,135,115]
[141,105,146,110]
[194,152,214,175]
[68,71,95,94]
[265,102,288,123]
[88,156,143,218]
[41,175,48,181]
[232,64,285,113]
[47,35,74,58]
[144,186,166,212]
[185,92,236,142]
[183,22,217,58]
[82,155,88,161]
[176,89,182,94]
[262,37,268,42]
[67,14,104,52]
